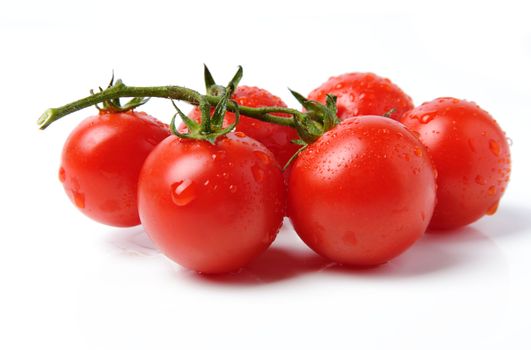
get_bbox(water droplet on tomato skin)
[420,114,434,123]
[170,179,196,206]
[72,190,85,209]
[342,231,358,246]
[467,139,476,153]
[486,201,499,216]
[488,186,496,196]
[251,164,265,183]
[489,139,500,156]
[229,185,238,193]
[234,131,246,138]
[253,151,271,165]
[475,175,486,185]
[58,167,66,183]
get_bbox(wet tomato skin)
[400,98,511,230]
[187,86,300,168]
[308,72,414,121]
[138,133,286,274]
[60,111,170,227]
[288,117,437,266]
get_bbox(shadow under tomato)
[323,225,505,279]
[188,246,332,286]
[105,226,159,257]
[103,213,511,284]
[472,204,531,239]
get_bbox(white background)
[1,1,531,349]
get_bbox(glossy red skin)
[187,86,300,168]
[288,117,437,266]
[308,72,414,121]
[138,133,286,274]
[60,111,170,227]
[400,98,511,230]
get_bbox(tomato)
[59,110,170,227]
[308,72,414,121]
[288,117,437,266]
[137,132,286,274]
[400,98,511,230]
[187,86,300,167]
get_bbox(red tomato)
[138,132,286,274]
[400,98,511,230]
[60,110,170,227]
[288,117,437,266]
[308,72,414,121]
[187,86,300,167]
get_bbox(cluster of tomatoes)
[56,70,511,274]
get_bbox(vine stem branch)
[37,82,300,130]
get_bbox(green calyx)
[280,91,341,170]
[169,66,243,144]
[289,90,340,144]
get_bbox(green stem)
[37,81,299,130]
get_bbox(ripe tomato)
[400,98,511,230]
[308,72,414,121]
[59,110,170,227]
[187,86,300,167]
[138,132,286,274]
[288,117,437,266]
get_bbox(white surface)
[1,1,531,349]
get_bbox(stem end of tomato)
[37,108,56,130]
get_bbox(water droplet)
[203,180,210,186]
[211,154,217,160]
[467,139,476,153]
[58,167,66,183]
[72,190,85,209]
[420,114,434,123]
[487,186,496,196]
[171,179,196,206]
[489,139,500,156]
[475,175,486,185]
[222,172,229,179]
[414,147,422,157]
[342,231,358,246]
[486,201,499,216]
[234,131,246,138]
[253,150,271,165]
[251,164,265,182]
[145,137,159,146]
[229,184,237,193]
[215,150,226,160]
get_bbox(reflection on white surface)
[102,212,518,286]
